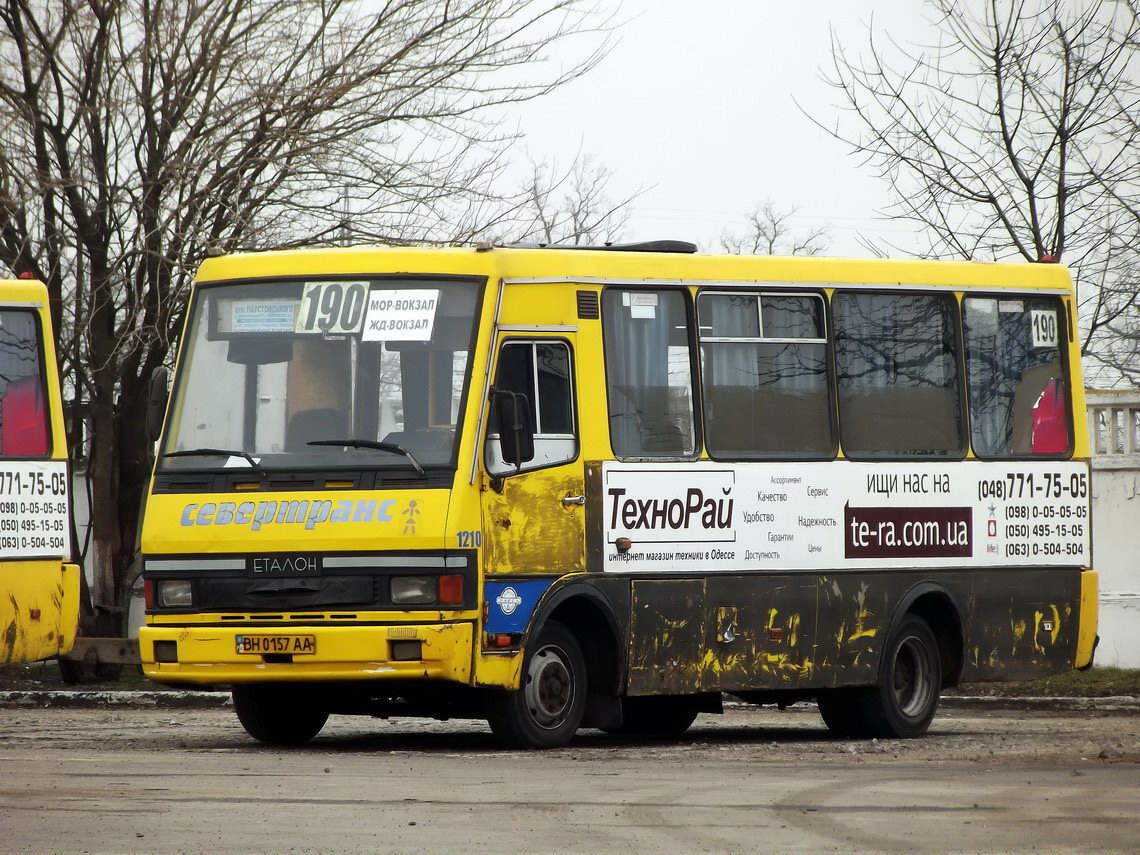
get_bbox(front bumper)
[139,621,474,685]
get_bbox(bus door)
[481,334,585,578]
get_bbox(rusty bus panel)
[583,461,605,573]
[960,567,1081,682]
[627,579,706,695]
[702,574,818,692]
[809,568,1082,687]
[615,566,1083,699]
[815,574,893,687]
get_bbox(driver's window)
[486,340,577,475]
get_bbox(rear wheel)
[232,684,330,746]
[486,621,586,748]
[602,696,701,738]
[816,688,865,738]
[817,615,941,739]
[58,659,124,685]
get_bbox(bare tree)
[1090,0,1140,379]
[819,0,1140,384]
[511,150,642,245]
[719,200,830,256]
[0,0,606,629]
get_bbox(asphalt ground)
[0,702,1136,854]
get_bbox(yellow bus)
[0,278,80,666]
[139,243,1097,747]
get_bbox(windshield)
[160,277,481,474]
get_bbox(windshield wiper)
[307,439,426,477]
[164,448,267,479]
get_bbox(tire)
[232,684,330,746]
[602,696,700,738]
[58,659,88,685]
[816,688,866,738]
[58,659,124,685]
[486,620,586,748]
[817,615,942,739]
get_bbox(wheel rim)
[892,635,934,718]
[525,643,574,730]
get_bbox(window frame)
[599,285,703,462]
[0,306,54,461]
[831,287,969,462]
[484,336,580,477]
[961,291,1074,461]
[695,287,838,461]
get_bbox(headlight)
[390,576,436,605]
[158,580,193,608]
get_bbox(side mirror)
[146,366,170,443]
[493,389,534,469]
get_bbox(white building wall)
[1087,391,1140,668]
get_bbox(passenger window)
[697,292,833,458]
[0,310,50,457]
[487,340,577,474]
[964,296,1070,456]
[833,291,964,458]
[602,289,697,458]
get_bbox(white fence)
[1087,391,1140,667]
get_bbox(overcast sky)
[508,0,930,255]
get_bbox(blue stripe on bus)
[483,580,553,634]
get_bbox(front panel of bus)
[139,268,500,686]
[0,280,79,665]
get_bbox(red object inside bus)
[1031,378,1069,454]
[1,375,49,455]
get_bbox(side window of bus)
[833,291,964,458]
[602,289,697,458]
[963,296,1070,456]
[0,309,50,457]
[486,340,577,475]
[697,291,833,458]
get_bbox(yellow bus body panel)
[0,560,80,664]
[143,488,452,553]
[1075,570,1098,668]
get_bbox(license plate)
[235,635,316,655]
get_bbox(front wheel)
[232,684,330,746]
[486,620,586,748]
[817,614,942,739]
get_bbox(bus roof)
[195,245,1075,294]
[0,278,49,304]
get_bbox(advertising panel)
[0,460,71,559]
[601,461,1089,572]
